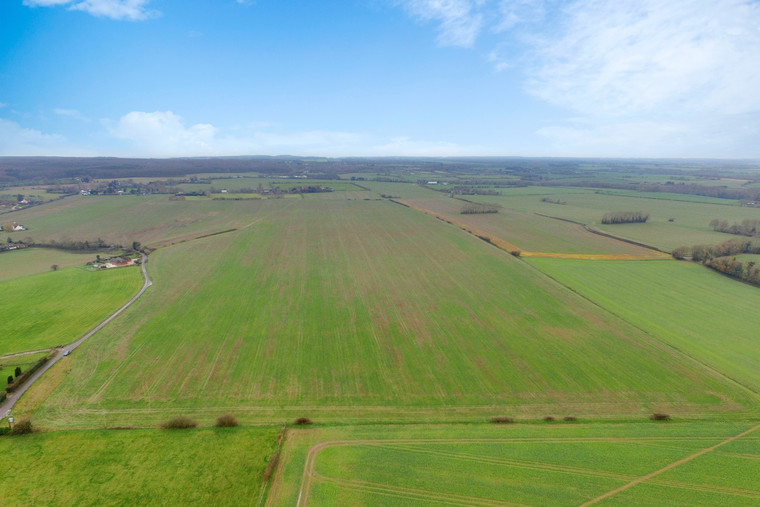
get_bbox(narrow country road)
[1,252,152,418]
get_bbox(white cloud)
[0,102,7,108]
[104,110,475,157]
[398,0,486,47]
[0,118,86,156]
[106,111,218,155]
[23,0,157,21]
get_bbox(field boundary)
[534,212,670,255]
[581,422,760,505]
[296,433,759,506]
[391,198,669,260]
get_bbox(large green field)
[269,422,760,506]
[0,427,278,505]
[4,175,760,505]
[0,265,142,355]
[17,198,756,430]
[526,258,760,395]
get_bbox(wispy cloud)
[54,108,89,121]
[528,0,760,117]
[103,110,472,157]
[397,0,486,48]
[395,0,760,156]
[536,113,760,158]
[0,118,86,156]
[23,0,158,21]
[0,102,7,108]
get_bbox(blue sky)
[1,0,759,158]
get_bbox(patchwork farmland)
[2,164,760,505]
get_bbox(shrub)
[10,418,33,435]
[650,413,671,421]
[510,250,521,257]
[543,416,555,422]
[563,416,578,422]
[293,417,313,426]
[160,416,197,429]
[489,416,514,424]
[215,414,239,427]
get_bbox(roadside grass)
[0,351,50,370]
[526,257,760,394]
[0,427,278,505]
[268,422,760,506]
[0,265,142,356]
[23,199,756,429]
[0,248,96,282]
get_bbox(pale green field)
[469,187,760,250]
[0,194,299,249]
[399,196,659,255]
[0,265,142,355]
[269,422,760,506]
[0,248,96,282]
[21,199,756,429]
[0,427,278,505]
[526,258,760,395]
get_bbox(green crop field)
[0,194,299,249]
[4,173,760,505]
[0,248,98,282]
[397,196,660,256]
[0,265,142,355]
[526,258,760,394]
[17,198,756,430]
[468,187,760,250]
[269,422,760,506]
[0,427,278,505]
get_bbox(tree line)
[672,238,760,286]
[461,203,500,214]
[709,218,760,237]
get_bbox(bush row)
[601,211,649,224]
[5,353,54,394]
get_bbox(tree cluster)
[709,218,760,237]
[601,211,649,224]
[461,203,500,214]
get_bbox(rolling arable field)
[0,264,142,356]
[2,166,760,505]
[17,197,755,430]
